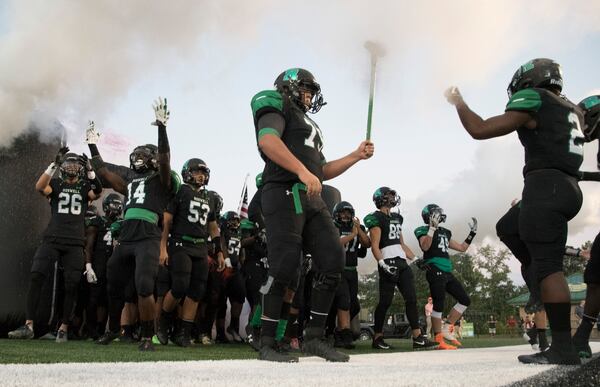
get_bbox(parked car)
[359,313,426,341]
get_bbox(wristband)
[464,231,476,245]
[44,162,57,177]
[565,246,581,257]
[427,227,436,237]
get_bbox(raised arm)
[85,121,128,195]
[152,97,172,189]
[36,146,70,196]
[445,87,535,140]
[449,217,478,253]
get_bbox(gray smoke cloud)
[0,0,269,147]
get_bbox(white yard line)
[1,343,599,387]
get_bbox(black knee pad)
[187,280,206,302]
[312,272,341,293]
[170,273,189,300]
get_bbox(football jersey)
[43,178,91,245]
[85,215,117,258]
[336,222,367,267]
[251,90,326,185]
[414,226,453,272]
[363,211,405,259]
[119,170,180,242]
[167,185,217,242]
[506,87,584,177]
[222,228,242,268]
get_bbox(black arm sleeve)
[257,112,286,137]
[89,175,103,195]
[157,124,172,188]
[579,171,600,182]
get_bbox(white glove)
[85,121,101,144]
[152,97,170,126]
[444,86,463,105]
[84,263,98,284]
[429,212,441,228]
[378,259,397,276]
[468,217,478,233]
[224,257,233,268]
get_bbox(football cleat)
[372,336,391,350]
[138,338,155,352]
[259,345,299,363]
[412,334,439,350]
[96,331,120,345]
[303,338,350,362]
[55,329,68,343]
[573,336,592,359]
[435,333,457,350]
[200,334,214,345]
[518,346,580,365]
[8,325,34,340]
[442,324,461,346]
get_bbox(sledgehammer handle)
[366,56,377,141]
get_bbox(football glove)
[224,257,233,268]
[468,217,478,233]
[378,259,397,276]
[85,121,101,144]
[429,211,441,228]
[444,86,463,105]
[152,97,170,126]
[84,263,98,284]
[55,146,70,164]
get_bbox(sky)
[1,0,600,283]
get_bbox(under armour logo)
[286,190,292,196]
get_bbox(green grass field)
[0,336,525,364]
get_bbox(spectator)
[424,297,433,338]
[488,315,497,337]
[456,316,465,339]
[506,315,517,337]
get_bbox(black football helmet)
[210,190,223,218]
[421,204,447,225]
[274,68,326,114]
[60,153,85,180]
[372,187,400,209]
[182,158,210,187]
[129,144,158,172]
[220,211,241,231]
[507,58,563,98]
[578,95,600,142]
[103,193,124,220]
[333,201,355,227]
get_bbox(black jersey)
[43,178,91,245]
[167,185,217,242]
[222,228,242,268]
[248,186,265,231]
[414,226,453,272]
[364,210,405,259]
[506,88,585,177]
[119,170,180,242]
[336,223,367,267]
[85,215,117,258]
[251,90,326,185]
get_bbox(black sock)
[544,303,571,332]
[140,320,154,339]
[285,313,299,339]
[538,329,548,348]
[304,287,336,340]
[573,316,596,342]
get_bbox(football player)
[86,98,180,351]
[445,58,584,364]
[9,148,102,342]
[414,205,476,350]
[156,158,223,347]
[84,193,124,339]
[332,201,370,349]
[251,68,374,362]
[364,188,437,351]
[572,95,600,359]
[218,211,246,343]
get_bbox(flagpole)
[237,173,250,216]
